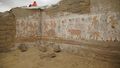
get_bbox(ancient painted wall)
[42,0,120,42]
[6,0,120,65]
[41,0,120,64]
[16,14,40,38]
[11,8,41,43]
[42,12,120,41]
[0,11,16,52]
[12,0,120,42]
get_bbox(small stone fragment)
[18,44,28,52]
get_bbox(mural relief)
[68,29,81,39]
[16,14,40,38]
[90,31,101,40]
[43,19,56,36]
[43,12,120,41]
[16,12,120,42]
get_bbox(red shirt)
[32,1,37,6]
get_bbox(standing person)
[32,1,37,6]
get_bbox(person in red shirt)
[32,1,37,6]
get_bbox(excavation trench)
[0,0,120,68]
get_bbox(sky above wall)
[0,0,60,12]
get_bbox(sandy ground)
[0,46,120,68]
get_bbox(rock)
[53,45,61,53]
[114,38,118,42]
[39,53,56,59]
[18,44,28,52]
[38,46,47,52]
[47,53,56,58]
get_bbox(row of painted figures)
[16,13,120,41]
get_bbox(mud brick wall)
[0,11,16,52]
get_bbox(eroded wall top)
[45,0,90,15]
[91,0,120,14]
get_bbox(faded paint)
[15,12,120,42]
[42,12,120,41]
[15,0,120,42]
[16,13,40,38]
